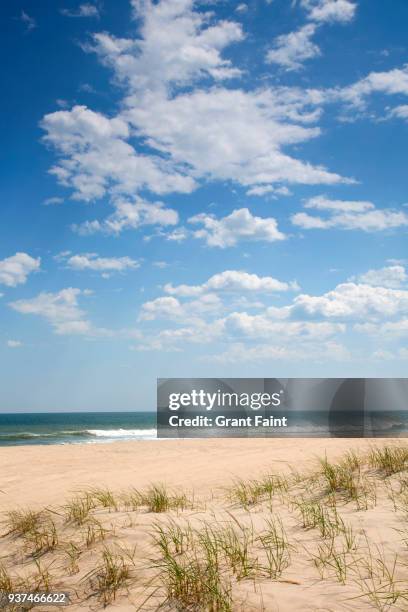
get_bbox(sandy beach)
[0,438,390,509]
[1,438,408,611]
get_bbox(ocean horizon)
[1,410,408,446]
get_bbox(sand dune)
[1,439,408,611]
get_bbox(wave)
[86,428,157,438]
[0,428,157,443]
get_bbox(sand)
[1,438,407,611]
[0,438,388,509]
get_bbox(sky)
[0,0,407,412]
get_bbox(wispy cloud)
[20,10,37,32]
[7,340,22,348]
[60,3,100,18]
[9,288,110,337]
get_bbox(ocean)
[0,412,156,446]
[1,410,408,446]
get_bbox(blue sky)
[1,0,408,412]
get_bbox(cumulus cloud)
[9,288,107,336]
[290,283,408,320]
[164,270,299,297]
[266,24,320,71]
[41,105,195,202]
[351,265,407,289]
[133,267,408,360]
[139,294,222,322]
[91,0,244,93]
[224,311,345,339]
[0,253,40,287]
[72,197,178,235]
[265,0,356,72]
[123,87,348,189]
[301,0,356,24]
[292,196,408,231]
[58,0,350,205]
[188,208,286,248]
[64,253,140,275]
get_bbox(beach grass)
[84,547,136,606]
[1,443,408,609]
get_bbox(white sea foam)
[86,428,157,438]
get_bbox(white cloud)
[352,265,407,289]
[123,87,348,190]
[61,3,100,18]
[246,185,291,197]
[265,0,356,72]
[302,0,356,24]
[65,253,140,275]
[72,197,179,235]
[236,3,248,13]
[42,196,64,206]
[7,340,22,348]
[389,105,408,121]
[256,64,408,123]
[133,269,408,359]
[0,253,41,287]
[9,288,106,336]
[164,270,299,297]
[139,293,222,322]
[335,64,408,110]
[292,196,408,231]
[290,283,408,320]
[188,208,286,247]
[21,10,36,31]
[355,318,408,337]
[224,311,345,339]
[92,0,244,94]
[131,319,224,351]
[304,195,374,212]
[41,0,353,219]
[41,105,195,202]
[165,228,188,242]
[212,340,350,363]
[266,24,320,71]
